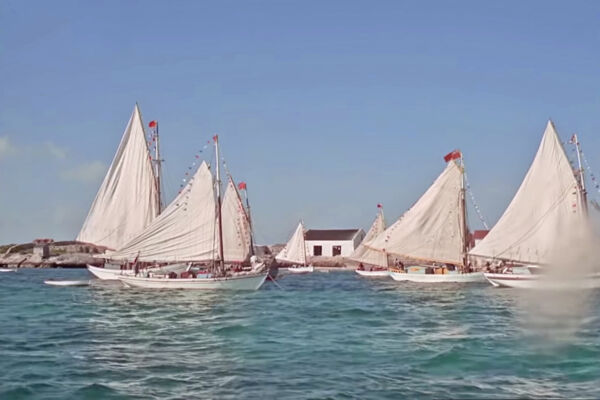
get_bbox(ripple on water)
[2,269,600,398]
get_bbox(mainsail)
[350,211,388,267]
[367,160,466,265]
[276,222,307,265]
[77,104,159,249]
[108,162,217,263]
[470,121,585,265]
[221,179,252,263]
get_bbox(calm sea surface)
[1,269,600,399]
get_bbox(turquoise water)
[1,269,600,399]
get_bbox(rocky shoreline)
[0,241,105,269]
[0,241,354,269]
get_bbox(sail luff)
[221,179,253,263]
[77,104,159,249]
[349,210,388,267]
[469,121,584,265]
[367,160,465,265]
[276,222,307,265]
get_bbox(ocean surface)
[1,269,600,399]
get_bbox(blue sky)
[1,0,600,245]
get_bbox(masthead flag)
[443,150,462,162]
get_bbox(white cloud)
[44,141,68,160]
[0,136,16,159]
[60,161,106,184]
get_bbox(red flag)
[213,135,218,142]
[377,203,382,208]
[444,150,462,162]
[148,120,157,128]
[238,182,247,190]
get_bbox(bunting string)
[580,149,600,194]
[174,138,213,210]
[464,171,490,230]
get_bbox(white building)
[305,229,365,257]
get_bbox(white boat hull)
[0,268,15,272]
[287,265,314,274]
[117,272,268,290]
[484,272,600,289]
[44,280,90,287]
[355,269,389,277]
[390,271,485,283]
[87,265,135,280]
[87,264,188,280]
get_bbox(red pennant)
[148,120,157,128]
[443,150,462,162]
[238,182,247,190]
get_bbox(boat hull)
[287,265,314,274]
[44,280,90,287]
[484,272,600,289]
[117,272,268,290]
[390,271,485,283]
[0,268,15,272]
[87,265,134,280]
[355,269,389,277]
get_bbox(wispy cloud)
[60,161,106,184]
[0,136,16,159]
[44,141,68,160]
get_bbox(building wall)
[306,239,357,257]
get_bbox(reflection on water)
[1,269,600,399]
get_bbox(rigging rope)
[463,171,490,230]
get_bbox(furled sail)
[470,121,584,265]
[221,179,252,263]
[77,104,159,249]
[367,160,465,265]
[276,222,307,265]
[350,211,388,267]
[107,162,217,263]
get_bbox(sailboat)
[351,206,389,277]
[78,104,161,251]
[367,151,484,283]
[113,135,267,290]
[276,222,314,274]
[470,121,599,289]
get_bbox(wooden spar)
[573,133,588,216]
[214,135,225,274]
[301,221,307,267]
[460,155,469,268]
[154,121,163,214]
[242,185,255,257]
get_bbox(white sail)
[350,211,388,267]
[276,222,307,265]
[108,162,217,263]
[77,104,159,249]
[367,160,465,265]
[221,179,252,263]
[470,121,584,265]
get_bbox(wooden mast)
[301,221,307,267]
[572,133,588,216]
[214,135,225,274]
[242,185,255,257]
[459,154,469,269]
[154,121,163,214]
